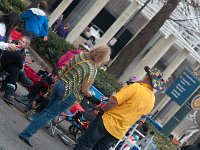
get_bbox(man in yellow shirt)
[74,66,165,150]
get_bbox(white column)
[151,95,171,116]
[66,0,110,43]
[163,105,181,125]
[48,0,73,27]
[191,61,200,71]
[95,1,139,47]
[130,35,176,78]
[162,49,189,80]
[157,101,180,125]
[152,49,189,115]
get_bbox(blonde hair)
[89,45,111,66]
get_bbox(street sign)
[165,67,200,106]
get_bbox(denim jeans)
[74,114,118,150]
[20,80,76,139]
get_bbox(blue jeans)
[74,114,118,150]
[20,80,76,139]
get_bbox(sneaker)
[3,95,14,105]
[18,135,33,147]
[0,87,5,92]
[0,82,6,92]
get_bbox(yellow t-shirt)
[102,83,155,139]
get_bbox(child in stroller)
[51,103,91,145]
[15,72,58,115]
[51,92,108,145]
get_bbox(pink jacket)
[57,49,84,68]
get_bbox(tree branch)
[169,16,200,22]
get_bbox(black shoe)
[19,135,33,147]
[3,95,14,105]
[0,87,5,92]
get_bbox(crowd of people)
[1,0,195,150]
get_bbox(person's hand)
[93,110,99,115]
[82,89,94,97]
[84,91,93,97]
[101,96,108,100]
[43,36,48,41]
[32,101,37,109]
[8,43,19,51]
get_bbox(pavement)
[0,98,73,150]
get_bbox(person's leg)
[1,52,22,97]
[92,133,118,150]
[19,80,76,140]
[0,81,6,92]
[16,81,45,106]
[4,65,20,85]
[1,51,23,70]
[73,114,111,150]
[18,70,33,87]
[3,65,19,103]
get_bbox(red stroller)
[50,103,90,145]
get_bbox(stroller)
[13,66,53,113]
[49,103,90,145]
[0,63,43,92]
[50,86,108,145]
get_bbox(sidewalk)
[0,98,72,150]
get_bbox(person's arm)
[81,78,94,97]
[0,23,18,51]
[43,18,49,35]
[0,42,8,50]
[101,95,118,111]
[0,42,18,51]
[100,84,137,113]
[43,18,49,41]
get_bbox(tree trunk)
[108,0,181,78]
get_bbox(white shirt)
[0,22,8,50]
